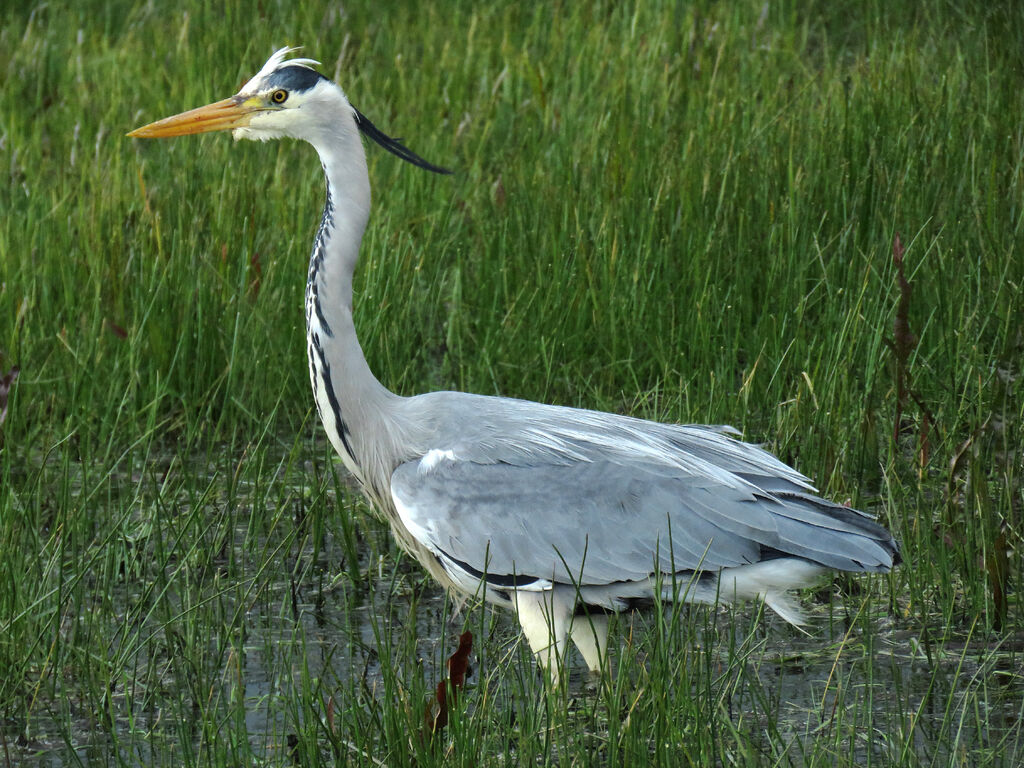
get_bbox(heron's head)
[127,48,346,143]
[128,47,450,174]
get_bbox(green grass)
[2,0,1022,764]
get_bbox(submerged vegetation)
[1,0,1021,764]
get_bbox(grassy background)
[1,0,1022,764]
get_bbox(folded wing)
[390,451,897,592]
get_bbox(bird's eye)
[271,89,288,104]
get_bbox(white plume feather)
[240,47,321,94]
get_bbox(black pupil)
[274,90,286,103]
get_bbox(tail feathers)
[719,558,825,625]
[763,591,809,626]
[572,556,882,626]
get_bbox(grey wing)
[389,453,896,591]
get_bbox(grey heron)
[129,48,899,679]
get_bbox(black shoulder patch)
[266,65,325,93]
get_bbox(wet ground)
[5,452,1022,766]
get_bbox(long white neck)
[303,94,401,483]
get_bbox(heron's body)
[130,48,899,678]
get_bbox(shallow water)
[5,450,1022,766]
[12,578,1021,766]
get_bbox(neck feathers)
[303,101,399,484]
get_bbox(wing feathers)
[390,451,898,592]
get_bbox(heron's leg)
[570,613,610,675]
[513,588,573,682]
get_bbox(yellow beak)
[128,96,263,138]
